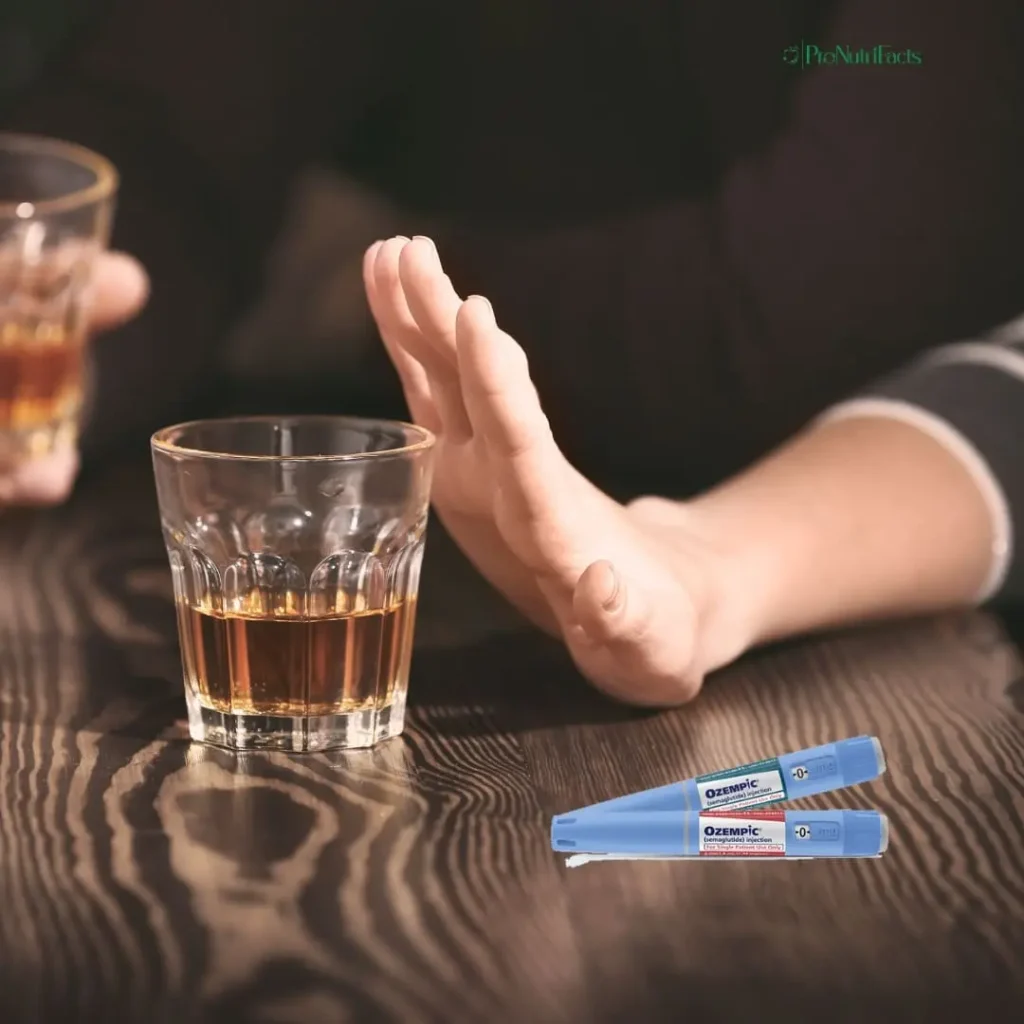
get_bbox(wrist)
[624,495,767,673]
[681,501,780,659]
[678,496,785,655]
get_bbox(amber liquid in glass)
[176,597,418,716]
[0,322,84,434]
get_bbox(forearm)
[688,414,998,649]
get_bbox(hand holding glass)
[0,133,117,464]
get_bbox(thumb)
[571,559,703,705]
[89,251,149,333]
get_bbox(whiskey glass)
[151,416,436,752]
[0,133,117,463]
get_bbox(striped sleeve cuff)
[817,340,1024,604]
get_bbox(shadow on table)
[407,630,658,738]
[996,602,1024,715]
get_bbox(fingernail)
[469,294,494,315]
[597,562,622,612]
[413,235,436,252]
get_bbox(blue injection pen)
[551,809,889,864]
[564,735,885,817]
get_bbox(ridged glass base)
[185,688,408,752]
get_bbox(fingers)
[364,234,558,479]
[364,235,553,459]
[571,559,703,706]
[366,237,470,440]
[0,447,79,507]
[454,296,555,460]
[453,295,568,532]
[363,241,439,431]
[398,237,462,363]
[90,252,149,333]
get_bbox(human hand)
[0,251,148,507]
[363,236,749,706]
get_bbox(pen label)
[695,758,787,811]
[698,811,786,856]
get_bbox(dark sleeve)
[3,0,397,457]
[441,0,1024,489]
[821,328,1024,604]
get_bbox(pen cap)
[838,736,886,787]
[841,810,889,856]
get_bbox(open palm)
[363,236,738,706]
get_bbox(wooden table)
[1,461,1022,1023]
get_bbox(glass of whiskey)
[0,134,117,464]
[151,415,436,752]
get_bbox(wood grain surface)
[0,461,1023,1023]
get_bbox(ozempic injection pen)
[563,735,886,817]
[550,809,889,865]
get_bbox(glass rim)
[0,132,119,217]
[151,414,437,463]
